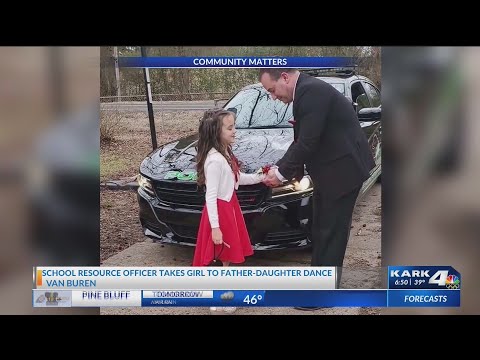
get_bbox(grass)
[100,154,129,181]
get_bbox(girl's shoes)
[209,306,237,314]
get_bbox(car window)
[351,81,371,112]
[363,82,381,107]
[224,87,293,129]
[322,82,345,95]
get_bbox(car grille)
[152,180,266,210]
[265,229,308,243]
[168,227,308,244]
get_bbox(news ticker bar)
[118,56,355,69]
[34,266,337,290]
[34,266,462,291]
[32,289,460,308]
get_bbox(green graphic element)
[164,171,180,180]
[164,170,197,181]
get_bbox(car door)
[351,80,371,113]
[362,81,381,109]
[361,80,382,167]
[351,80,376,138]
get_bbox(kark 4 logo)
[390,269,460,289]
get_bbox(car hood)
[139,128,293,180]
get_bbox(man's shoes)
[294,306,322,311]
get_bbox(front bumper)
[137,187,313,250]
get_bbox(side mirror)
[227,107,237,115]
[358,107,381,121]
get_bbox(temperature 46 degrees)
[243,294,263,305]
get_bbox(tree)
[100,47,117,97]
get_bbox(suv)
[137,69,381,250]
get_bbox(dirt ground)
[100,110,204,183]
[100,184,381,315]
[100,110,204,261]
[100,110,382,315]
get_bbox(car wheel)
[370,131,381,166]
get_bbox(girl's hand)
[212,228,223,245]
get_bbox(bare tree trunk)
[177,46,192,100]
[100,46,117,97]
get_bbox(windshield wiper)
[248,91,262,127]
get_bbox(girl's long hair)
[196,108,237,186]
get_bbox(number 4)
[428,270,448,286]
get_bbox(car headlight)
[138,174,155,196]
[271,175,313,198]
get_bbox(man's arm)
[275,142,302,182]
[275,145,291,182]
[278,85,333,181]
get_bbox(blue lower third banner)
[32,289,460,307]
[118,56,356,69]
[141,290,460,307]
[142,290,385,307]
[388,290,460,307]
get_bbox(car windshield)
[322,81,345,95]
[224,86,293,129]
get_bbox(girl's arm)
[239,171,265,186]
[205,159,222,228]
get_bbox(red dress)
[192,158,254,266]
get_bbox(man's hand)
[212,228,223,245]
[263,168,282,187]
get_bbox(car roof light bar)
[300,66,358,77]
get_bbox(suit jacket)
[277,72,376,202]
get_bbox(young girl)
[193,109,265,312]
[193,108,265,266]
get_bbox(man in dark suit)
[260,68,376,307]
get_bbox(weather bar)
[32,289,460,308]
